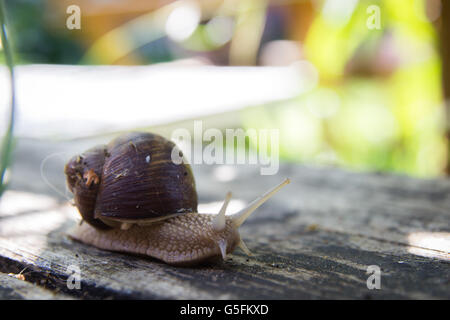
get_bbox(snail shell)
[65,132,197,229]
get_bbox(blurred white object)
[0,62,316,139]
[165,0,201,42]
[259,40,303,66]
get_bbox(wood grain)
[0,138,448,299]
[0,271,72,299]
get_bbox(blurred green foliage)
[0,0,446,178]
[243,0,445,177]
[2,0,84,64]
[0,0,16,197]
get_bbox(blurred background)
[0,0,449,193]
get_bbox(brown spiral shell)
[64,132,198,229]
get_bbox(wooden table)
[0,137,449,299]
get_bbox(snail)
[65,132,290,266]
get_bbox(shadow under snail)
[65,132,290,266]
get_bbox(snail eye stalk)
[212,192,232,232]
[230,179,290,227]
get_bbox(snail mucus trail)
[65,132,290,266]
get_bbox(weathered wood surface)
[0,272,72,299]
[0,137,449,299]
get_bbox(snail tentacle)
[238,239,252,256]
[230,178,290,227]
[211,192,232,232]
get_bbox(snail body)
[65,132,289,266]
[71,212,240,266]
